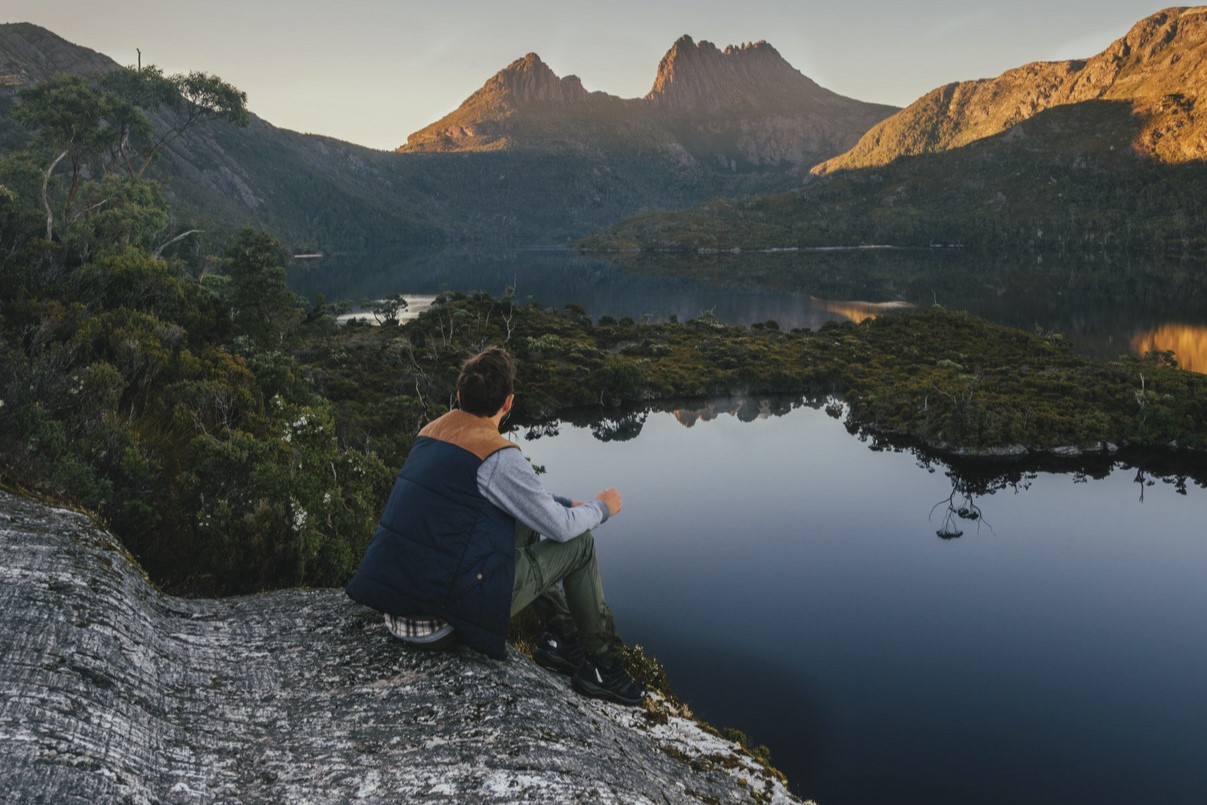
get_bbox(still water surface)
[287,247,1207,370]
[517,400,1207,805]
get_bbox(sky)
[3,0,1175,151]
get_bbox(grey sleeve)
[477,449,609,543]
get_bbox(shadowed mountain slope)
[588,98,1207,254]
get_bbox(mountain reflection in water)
[818,298,914,324]
[1131,322,1207,372]
[517,397,1207,805]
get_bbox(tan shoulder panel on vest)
[419,409,520,461]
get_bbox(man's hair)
[457,346,516,416]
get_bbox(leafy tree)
[0,180,30,264]
[12,75,133,239]
[97,66,249,177]
[72,246,190,319]
[94,66,183,175]
[63,176,170,260]
[223,228,301,346]
[361,293,408,325]
[172,71,250,130]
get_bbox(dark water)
[287,247,1207,370]
[516,399,1207,805]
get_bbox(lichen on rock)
[0,491,804,803]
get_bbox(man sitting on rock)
[346,346,645,707]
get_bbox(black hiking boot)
[571,653,646,707]
[533,630,585,676]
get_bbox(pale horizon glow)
[1,1,1173,150]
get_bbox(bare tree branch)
[153,229,202,258]
[41,150,69,241]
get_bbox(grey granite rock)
[0,491,803,804]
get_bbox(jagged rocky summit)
[645,36,837,113]
[0,490,802,804]
[399,35,897,170]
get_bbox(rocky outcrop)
[814,6,1207,174]
[0,490,801,803]
[399,35,897,169]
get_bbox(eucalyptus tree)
[11,74,131,240]
[12,66,249,244]
[96,66,250,178]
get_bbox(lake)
[287,247,1207,371]
[517,399,1207,805]
[289,246,1207,801]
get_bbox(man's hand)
[595,488,622,518]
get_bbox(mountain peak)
[506,52,549,73]
[663,34,719,58]
[479,51,588,105]
[645,34,827,112]
[399,49,597,151]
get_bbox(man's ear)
[497,394,515,419]
[455,390,461,408]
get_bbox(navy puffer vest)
[345,410,519,659]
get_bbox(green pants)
[510,522,619,656]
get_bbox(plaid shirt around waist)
[384,613,455,644]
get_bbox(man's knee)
[571,529,595,559]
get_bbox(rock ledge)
[0,491,802,803]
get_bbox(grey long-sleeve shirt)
[476,447,609,542]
